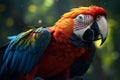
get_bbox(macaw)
[0,6,108,80]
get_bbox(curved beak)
[96,16,108,45]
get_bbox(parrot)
[0,6,108,80]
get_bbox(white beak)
[96,16,108,45]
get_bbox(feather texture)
[0,28,51,75]
[0,6,107,80]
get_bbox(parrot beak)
[73,15,108,46]
[96,16,108,45]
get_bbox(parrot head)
[53,6,108,45]
[72,6,108,45]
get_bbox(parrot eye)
[79,16,83,20]
[76,14,85,23]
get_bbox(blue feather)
[8,36,17,40]
[10,50,21,71]
[0,28,51,75]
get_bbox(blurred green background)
[0,0,120,80]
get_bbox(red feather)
[25,29,86,80]
[18,6,106,80]
[2,6,107,80]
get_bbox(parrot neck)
[48,27,71,43]
[69,33,93,48]
[48,18,74,43]
[48,27,93,48]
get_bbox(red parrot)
[0,6,108,80]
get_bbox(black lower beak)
[99,32,106,45]
[82,21,106,45]
[83,28,94,41]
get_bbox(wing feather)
[0,28,51,75]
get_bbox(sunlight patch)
[28,4,37,13]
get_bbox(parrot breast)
[26,31,87,79]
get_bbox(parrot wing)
[0,27,51,75]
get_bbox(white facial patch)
[73,14,94,40]
[73,23,93,40]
